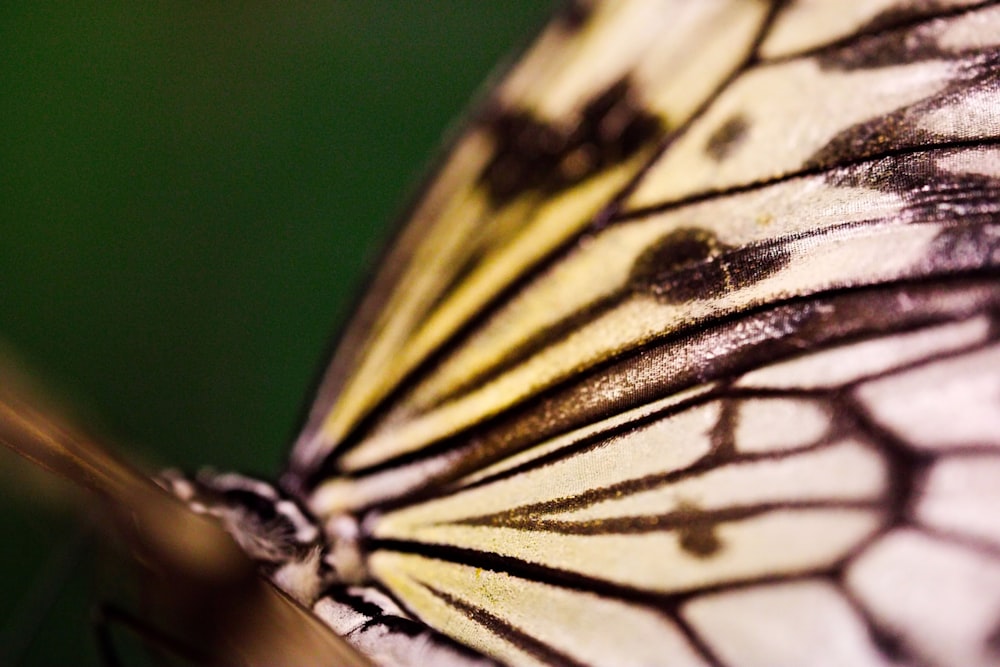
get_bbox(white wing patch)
[682,580,890,667]
[737,316,990,389]
[847,529,1000,667]
[732,397,830,452]
[918,455,1000,549]
[857,343,1000,450]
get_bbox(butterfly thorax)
[160,470,501,665]
[159,470,365,604]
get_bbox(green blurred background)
[0,3,552,664]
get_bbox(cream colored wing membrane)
[362,307,1000,667]
[759,0,988,60]
[334,144,1000,472]
[292,0,769,473]
[627,4,1000,211]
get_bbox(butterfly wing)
[289,2,1000,666]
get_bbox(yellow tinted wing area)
[291,0,771,475]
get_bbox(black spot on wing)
[815,12,951,72]
[478,77,664,207]
[414,226,792,412]
[809,26,1000,169]
[556,0,593,32]
[631,228,726,280]
[986,617,1000,661]
[826,148,1000,225]
[705,115,750,161]
[864,618,909,663]
[675,501,724,558]
[852,0,997,49]
[629,228,791,303]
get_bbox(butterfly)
[3,1,1000,666]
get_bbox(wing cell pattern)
[360,290,1000,666]
[287,2,1000,666]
